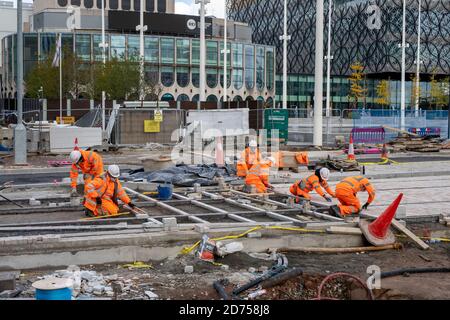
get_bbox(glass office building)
[229,0,450,110]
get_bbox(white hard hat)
[107,165,120,178]
[249,140,258,148]
[266,156,276,164]
[69,150,82,163]
[320,167,330,181]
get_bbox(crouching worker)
[69,149,104,197]
[329,175,375,218]
[289,167,335,202]
[236,140,262,177]
[245,157,276,193]
[84,165,135,217]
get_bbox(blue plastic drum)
[157,183,173,200]
[32,277,73,300]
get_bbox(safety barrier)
[351,127,385,144]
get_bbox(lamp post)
[279,0,290,109]
[325,0,333,118]
[313,0,324,146]
[196,0,210,102]
[414,0,422,117]
[14,0,27,164]
[400,0,408,131]
[222,0,228,104]
[136,0,148,103]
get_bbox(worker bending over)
[84,165,135,217]
[236,140,262,177]
[69,149,104,196]
[245,157,276,193]
[330,175,375,218]
[289,168,335,202]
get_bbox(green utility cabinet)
[264,109,289,144]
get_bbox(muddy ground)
[11,241,450,300]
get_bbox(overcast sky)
[12,0,226,18]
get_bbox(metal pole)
[60,34,63,124]
[400,0,407,130]
[281,0,290,109]
[102,91,106,131]
[101,0,106,64]
[14,0,27,164]
[313,0,324,146]
[223,1,227,103]
[196,0,210,102]
[325,0,333,118]
[414,0,422,117]
[137,0,147,101]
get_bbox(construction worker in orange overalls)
[69,149,104,197]
[84,165,135,217]
[289,168,335,203]
[329,175,376,218]
[236,140,262,177]
[244,157,276,193]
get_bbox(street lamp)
[400,0,408,131]
[325,0,334,118]
[196,0,210,102]
[279,0,290,109]
[136,0,148,103]
[414,0,422,117]
[14,0,27,164]
[222,0,229,104]
[313,0,324,146]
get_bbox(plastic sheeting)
[129,164,238,187]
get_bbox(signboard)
[56,116,76,125]
[108,11,213,36]
[144,120,160,133]
[154,109,163,122]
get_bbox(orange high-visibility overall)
[245,162,271,193]
[335,176,375,216]
[70,150,104,192]
[290,174,335,200]
[236,147,262,177]
[84,174,131,216]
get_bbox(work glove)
[70,188,78,197]
[362,202,370,210]
[128,202,135,209]
[96,197,102,205]
[324,196,332,203]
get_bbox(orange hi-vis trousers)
[335,186,361,216]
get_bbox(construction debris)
[388,134,444,153]
[316,158,360,171]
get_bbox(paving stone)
[0,271,19,291]
[247,232,262,238]
[184,266,194,274]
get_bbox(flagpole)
[59,33,63,125]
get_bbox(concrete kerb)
[0,227,366,270]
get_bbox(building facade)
[1,0,276,104]
[229,0,450,110]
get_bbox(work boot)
[329,205,343,218]
[84,209,95,217]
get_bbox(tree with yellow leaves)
[348,62,367,108]
[410,75,421,110]
[375,79,390,107]
[429,70,448,109]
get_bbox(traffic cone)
[359,193,403,246]
[381,143,388,159]
[347,135,355,160]
[74,137,79,151]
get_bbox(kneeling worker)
[289,167,334,202]
[236,140,262,177]
[245,157,276,193]
[330,175,375,218]
[84,165,135,217]
[69,149,104,196]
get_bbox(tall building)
[229,0,450,110]
[1,0,276,105]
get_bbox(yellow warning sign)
[56,116,76,124]
[154,109,163,122]
[144,120,160,133]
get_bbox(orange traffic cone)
[347,135,355,160]
[359,193,403,246]
[74,137,79,151]
[381,143,388,159]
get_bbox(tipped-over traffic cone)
[74,137,79,151]
[381,143,388,159]
[359,193,403,246]
[347,135,355,160]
